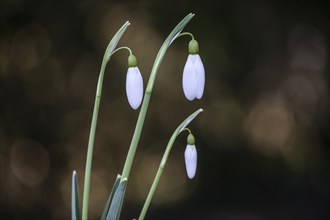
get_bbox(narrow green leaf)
[71,170,81,220]
[106,178,128,220]
[104,21,130,62]
[178,108,203,133]
[101,174,122,220]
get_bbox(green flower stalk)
[138,109,203,220]
[82,21,131,220]
[121,13,196,181]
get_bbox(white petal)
[191,54,205,99]
[184,144,197,179]
[182,55,198,101]
[126,67,143,110]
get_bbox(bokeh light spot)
[10,23,51,71]
[10,138,50,187]
[245,93,294,156]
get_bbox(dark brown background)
[1,1,330,219]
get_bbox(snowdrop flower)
[184,133,197,179]
[126,54,143,110]
[182,39,205,101]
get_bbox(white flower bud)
[126,67,143,110]
[184,144,197,179]
[182,54,205,101]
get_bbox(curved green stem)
[111,46,132,56]
[182,127,192,134]
[81,21,130,220]
[177,32,195,40]
[138,109,203,220]
[121,13,195,180]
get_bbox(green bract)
[187,133,195,145]
[188,39,199,54]
[128,54,137,67]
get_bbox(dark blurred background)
[1,1,330,219]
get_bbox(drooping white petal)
[182,55,198,101]
[126,67,143,110]
[184,144,197,179]
[192,54,205,99]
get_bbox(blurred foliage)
[1,1,329,219]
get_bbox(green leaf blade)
[106,178,128,220]
[101,174,122,220]
[71,170,81,220]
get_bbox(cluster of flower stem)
[71,13,205,220]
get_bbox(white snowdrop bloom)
[184,133,197,179]
[126,66,143,110]
[182,54,205,101]
[184,144,197,179]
